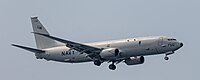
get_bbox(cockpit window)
[168,38,177,41]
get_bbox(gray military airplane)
[12,17,183,70]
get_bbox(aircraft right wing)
[33,32,103,59]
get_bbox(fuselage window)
[139,41,141,45]
[127,40,130,42]
[107,44,110,47]
[168,39,177,41]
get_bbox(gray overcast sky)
[0,0,199,80]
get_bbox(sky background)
[0,0,199,80]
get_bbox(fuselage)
[36,36,183,63]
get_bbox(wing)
[33,32,102,58]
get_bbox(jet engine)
[124,56,145,65]
[99,48,120,60]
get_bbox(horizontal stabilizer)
[12,44,45,53]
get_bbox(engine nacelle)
[124,56,145,65]
[99,48,120,59]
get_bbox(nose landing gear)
[164,51,174,60]
[164,56,169,60]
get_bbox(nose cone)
[174,42,183,51]
[180,42,183,47]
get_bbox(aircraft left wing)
[33,33,102,55]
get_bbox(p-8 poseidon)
[12,17,183,70]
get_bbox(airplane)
[12,17,183,70]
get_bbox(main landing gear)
[94,60,101,66]
[94,60,116,70]
[94,60,117,70]
[109,62,116,70]
[109,64,116,70]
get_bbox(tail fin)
[31,17,63,49]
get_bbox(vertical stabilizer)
[31,17,63,49]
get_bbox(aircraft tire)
[164,56,169,60]
[94,60,101,66]
[109,64,116,70]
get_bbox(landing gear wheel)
[164,56,169,60]
[109,64,116,70]
[94,60,101,66]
